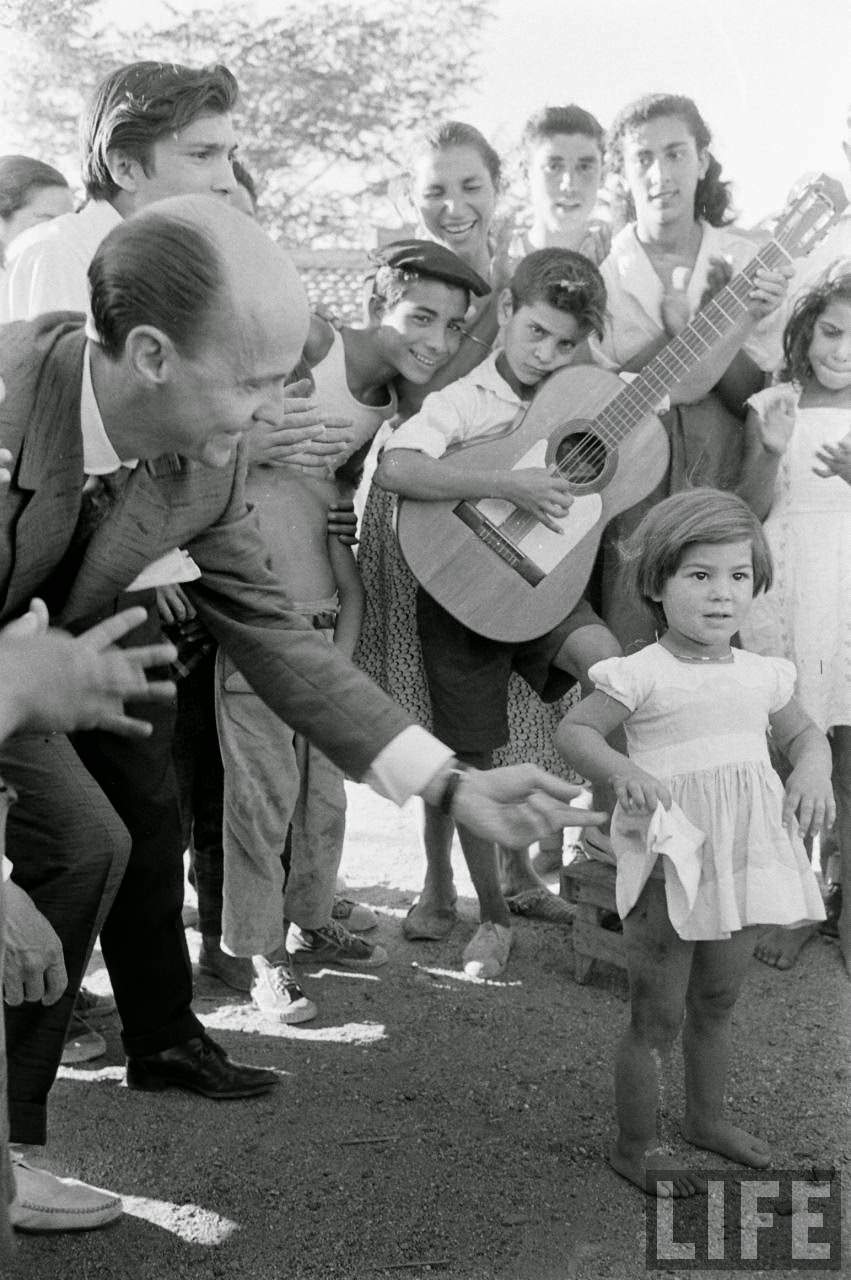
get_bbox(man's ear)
[367,293,386,325]
[105,147,145,194]
[124,326,176,387]
[496,287,514,327]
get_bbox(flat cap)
[371,238,490,297]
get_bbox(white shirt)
[589,221,784,375]
[384,352,523,459]
[4,199,122,320]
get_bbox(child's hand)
[813,434,851,484]
[502,467,573,532]
[782,762,836,839]
[745,262,793,320]
[327,501,358,545]
[156,584,195,626]
[750,387,797,456]
[0,446,12,486]
[610,769,672,815]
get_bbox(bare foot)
[402,891,458,941]
[681,1119,770,1167]
[754,924,818,970]
[609,1143,704,1197]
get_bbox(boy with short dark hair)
[215,241,490,1022]
[376,248,622,979]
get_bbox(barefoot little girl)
[741,271,851,973]
[557,488,833,1197]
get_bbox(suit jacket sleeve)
[183,449,414,781]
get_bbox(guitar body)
[396,364,670,642]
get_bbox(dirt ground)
[10,783,851,1280]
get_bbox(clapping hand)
[813,433,851,483]
[750,385,798,456]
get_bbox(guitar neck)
[594,238,791,444]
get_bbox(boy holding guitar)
[376,249,621,979]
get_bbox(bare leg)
[681,927,770,1166]
[611,879,703,1197]
[402,801,458,940]
[457,824,510,926]
[498,843,551,895]
[831,727,851,976]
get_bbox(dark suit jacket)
[0,315,412,779]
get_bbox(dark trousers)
[172,648,225,940]
[2,646,203,1145]
[1,733,130,1144]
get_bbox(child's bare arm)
[377,447,574,534]
[557,691,672,813]
[770,698,835,837]
[328,535,365,660]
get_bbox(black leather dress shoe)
[125,1034,278,1098]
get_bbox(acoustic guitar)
[396,176,848,642]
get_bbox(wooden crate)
[561,858,627,984]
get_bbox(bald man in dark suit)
[0,197,602,1223]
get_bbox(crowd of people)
[0,55,848,1251]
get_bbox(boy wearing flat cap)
[214,241,487,1022]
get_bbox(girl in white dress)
[557,489,833,1197]
[741,271,851,974]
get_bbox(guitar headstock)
[774,174,849,260]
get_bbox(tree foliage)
[0,0,492,245]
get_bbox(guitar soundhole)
[554,432,608,488]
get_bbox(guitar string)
[491,207,828,544]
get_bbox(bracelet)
[437,764,469,815]
[462,331,492,351]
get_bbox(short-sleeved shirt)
[383,352,523,460]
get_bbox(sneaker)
[462,922,513,979]
[10,1150,122,1233]
[74,987,116,1021]
[286,919,388,969]
[251,959,318,1024]
[331,896,379,932]
[61,1014,106,1066]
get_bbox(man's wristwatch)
[436,764,469,816]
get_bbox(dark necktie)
[77,465,134,543]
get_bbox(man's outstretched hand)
[447,765,607,846]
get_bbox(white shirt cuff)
[363,726,454,805]
[2,855,12,881]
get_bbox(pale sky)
[2,0,849,224]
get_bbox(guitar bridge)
[454,501,545,586]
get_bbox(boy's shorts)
[416,588,603,755]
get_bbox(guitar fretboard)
[590,239,791,450]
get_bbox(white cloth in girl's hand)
[613,801,704,936]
